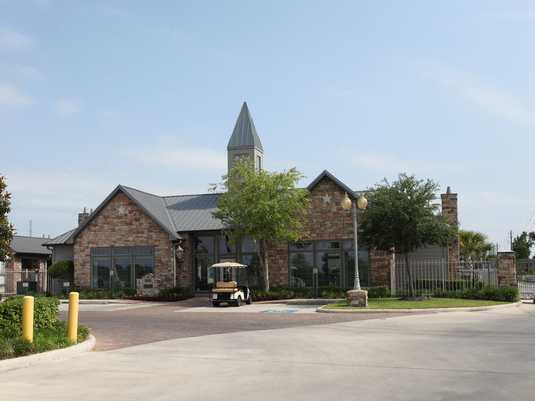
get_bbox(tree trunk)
[405,253,415,297]
[257,240,270,291]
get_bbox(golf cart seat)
[216,281,237,289]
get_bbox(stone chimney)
[441,187,460,269]
[78,207,90,226]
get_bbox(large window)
[289,240,369,289]
[90,246,155,290]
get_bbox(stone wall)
[73,192,174,289]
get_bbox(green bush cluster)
[433,286,519,302]
[251,286,391,301]
[0,321,89,360]
[48,260,74,279]
[414,279,483,291]
[0,296,60,337]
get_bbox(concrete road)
[3,304,535,401]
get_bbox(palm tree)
[459,230,493,261]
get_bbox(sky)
[1,0,535,250]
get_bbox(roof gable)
[307,170,357,198]
[69,185,180,242]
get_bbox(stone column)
[497,251,517,288]
[369,249,395,288]
[441,187,460,273]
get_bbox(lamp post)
[342,192,368,305]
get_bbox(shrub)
[76,288,136,300]
[129,287,194,302]
[0,337,14,359]
[0,296,60,336]
[48,260,74,279]
[433,286,519,302]
[365,286,390,298]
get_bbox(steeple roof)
[227,102,264,152]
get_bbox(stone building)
[0,236,51,295]
[44,102,459,293]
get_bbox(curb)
[316,301,523,314]
[0,334,96,373]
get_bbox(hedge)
[0,296,60,337]
[433,286,519,302]
[251,286,391,301]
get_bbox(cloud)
[129,140,226,172]
[0,28,33,50]
[351,151,467,177]
[54,98,81,116]
[422,62,535,128]
[0,83,33,106]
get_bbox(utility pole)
[510,230,513,250]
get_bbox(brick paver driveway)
[60,297,415,350]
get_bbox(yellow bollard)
[22,296,34,343]
[67,292,79,344]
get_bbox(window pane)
[195,254,215,291]
[289,241,313,251]
[194,236,214,254]
[316,251,342,287]
[317,241,341,250]
[91,247,111,256]
[218,235,236,256]
[241,237,257,253]
[92,257,111,289]
[289,252,314,288]
[240,253,260,287]
[135,256,155,289]
[112,256,132,289]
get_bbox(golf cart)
[209,261,253,307]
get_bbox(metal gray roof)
[164,193,226,232]
[227,102,264,152]
[11,236,52,255]
[43,229,75,246]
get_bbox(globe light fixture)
[341,192,352,210]
[357,195,368,210]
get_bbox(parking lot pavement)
[61,300,414,350]
[175,303,319,314]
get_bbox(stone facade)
[73,192,174,289]
[441,189,460,269]
[176,234,193,289]
[266,176,356,287]
[497,251,517,288]
[369,249,394,287]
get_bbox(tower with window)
[227,102,264,174]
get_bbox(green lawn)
[325,297,511,310]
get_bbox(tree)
[512,231,535,260]
[459,230,493,261]
[360,174,456,297]
[213,161,309,290]
[0,175,14,262]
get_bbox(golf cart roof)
[209,262,248,269]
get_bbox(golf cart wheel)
[235,297,242,307]
[212,301,220,307]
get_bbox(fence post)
[22,295,34,343]
[67,291,79,343]
[497,252,517,288]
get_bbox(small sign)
[22,282,29,288]
[63,281,70,287]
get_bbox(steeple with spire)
[227,102,264,174]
